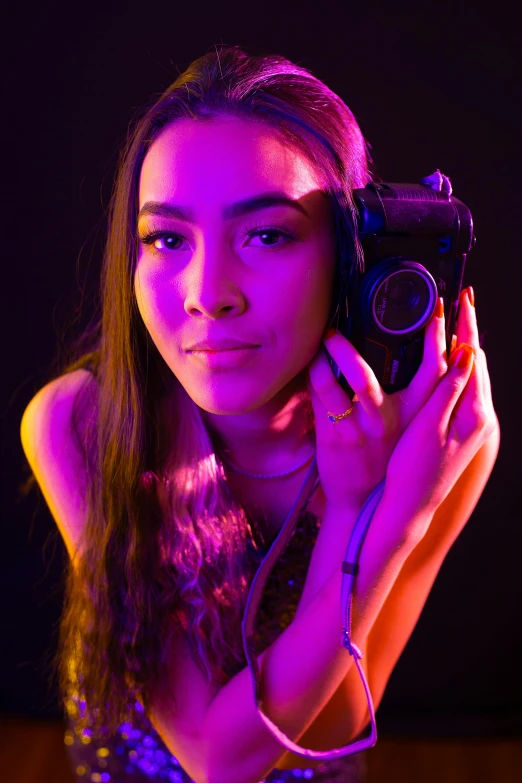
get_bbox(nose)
[183,240,246,319]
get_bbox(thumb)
[431,343,475,434]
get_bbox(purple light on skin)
[186,345,261,370]
[135,117,335,422]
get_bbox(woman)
[20,46,500,783]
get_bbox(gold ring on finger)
[327,404,354,423]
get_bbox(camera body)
[331,179,475,397]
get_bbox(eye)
[243,227,297,249]
[138,230,188,253]
[137,226,298,254]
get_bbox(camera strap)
[242,456,385,759]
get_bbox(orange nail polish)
[451,344,473,369]
[435,297,444,318]
[449,334,457,357]
[460,287,474,308]
[323,327,337,340]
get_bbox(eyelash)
[137,224,298,254]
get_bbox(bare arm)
[152,399,500,783]
[150,492,431,783]
[19,370,386,783]
[365,419,500,712]
[292,420,501,736]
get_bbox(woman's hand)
[383,287,498,537]
[307,288,498,533]
[307,295,447,512]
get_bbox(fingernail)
[460,287,474,308]
[449,334,457,359]
[323,327,337,340]
[435,297,444,318]
[450,343,473,369]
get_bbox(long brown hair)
[26,45,372,735]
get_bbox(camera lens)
[364,260,437,335]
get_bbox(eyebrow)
[137,193,310,223]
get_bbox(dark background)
[2,0,521,738]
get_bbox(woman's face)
[135,116,336,416]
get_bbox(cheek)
[133,265,181,345]
[295,255,335,322]
[272,260,334,359]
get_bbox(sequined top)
[64,505,367,783]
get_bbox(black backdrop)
[2,0,521,737]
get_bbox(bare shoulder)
[20,368,98,563]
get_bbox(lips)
[185,338,260,352]
[186,343,261,369]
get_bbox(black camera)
[331,174,475,397]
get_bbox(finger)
[453,287,487,402]
[449,333,457,361]
[320,330,386,416]
[402,297,447,415]
[307,348,354,422]
[454,287,480,352]
[449,351,481,425]
[448,338,494,440]
[478,351,499,437]
[478,348,493,407]
[425,342,475,437]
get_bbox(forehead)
[138,116,323,208]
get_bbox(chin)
[193,396,270,417]
[186,382,282,417]
[179,367,307,417]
